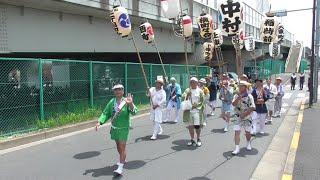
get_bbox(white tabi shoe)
[150,135,157,140]
[246,142,252,151]
[232,145,240,155]
[114,163,124,176]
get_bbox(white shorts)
[185,109,201,126]
[266,100,275,111]
[234,119,252,132]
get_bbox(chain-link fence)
[0,58,210,137]
[244,59,286,80]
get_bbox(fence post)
[150,64,153,85]
[124,62,128,95]
[89,61,94,108]
[38,59,44,120]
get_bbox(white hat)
[112,84,124,90]
[190,77,198,82]
[238,81,250,87]
[199,78,206,84]
[276,77,282,81]
[155,79,164,84]
[170,77,176,82]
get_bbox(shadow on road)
[254,133,270,138]
[223,147,258,158]
[171,139,197,151]
[73,151,101,159]
[211,128,227,134]
[189,177,211,180]
[83,160,146,178]
[134,135,170,143]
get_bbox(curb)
[281,100,306,180]
[0,109,150,150]
[250,98,305,180]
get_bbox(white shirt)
[149,87,166,108]
[264,83,277,95]
[190,87,203,104]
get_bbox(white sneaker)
[173,119,178,123]
[224,127,228,132]
[259,131,265,135]
[187,140,196,146]
[158,128,163,135]
[232,148,240,155]
[150,135,157,140]
[210,112,215,116]
[196,139,202,147]
[203,122,207,127]
[232,145,240,155]
[246,142,252,151]
[114,163,124,175]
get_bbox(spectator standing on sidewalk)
[290,73,297,90]
[299,72,305,90]
[274,77,285,118]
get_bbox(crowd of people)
[95,73,292,176]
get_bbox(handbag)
[181,88,193,111]
[181,100,192,111]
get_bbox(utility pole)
[310,0,316,107]
[314,0,320,102]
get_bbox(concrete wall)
[1,4,192,53]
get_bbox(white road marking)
[282,103,289,107]
[283,93,293,99]
[297,93,306,98]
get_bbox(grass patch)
[36,103,149,130]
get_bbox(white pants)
[150,108,163,135]
[266,100,275,112]
[165,100,180,122]
[274,97,283,115]
[252,113,267,133]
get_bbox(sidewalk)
[293,102,320,180]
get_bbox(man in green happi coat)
[95,84,138,176]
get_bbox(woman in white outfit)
[148,79,166,140]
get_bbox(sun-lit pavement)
[0,82,309,180]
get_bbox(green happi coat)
[99,98,138,142]
[182,88,205,125]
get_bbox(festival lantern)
[277,23,285,44]
[219,0,243,36]
[161,0,180,19]
[213,29,223,46]
[260,16,279,43]
[182,15,193,38]
[110,6,132,38]
[244,36,255,52]
[203,42,214,61]
[232,30,244,49]
[269,42,280,57]
[197,13,214,39]
[139,22,155,43]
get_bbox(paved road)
[0,84,308,180]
